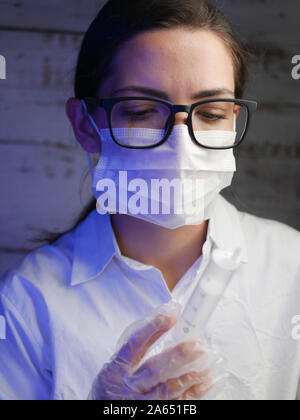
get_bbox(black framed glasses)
[82,96,258,150]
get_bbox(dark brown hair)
[44,0,250,244]
[75,0,248,100]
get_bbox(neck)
[110,214,208,292]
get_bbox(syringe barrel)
[142,249,241,362]
[171,293,224,343]
[172,249,240,342]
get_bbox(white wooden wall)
[0,0,299,276]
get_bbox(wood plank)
[245,57,300,105]
[0,143,95,250]
[216,0,300,50]
[0,87,79,146]
[0,0,107,33]
[237,106,300,159]
[0,30,81,145]
[0,30,81,93]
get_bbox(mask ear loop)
[81,99,100,181]
[233,113,236,132]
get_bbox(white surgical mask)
[82,100,236,229]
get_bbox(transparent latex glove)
[87,301,226,400]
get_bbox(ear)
[65,98,101,153]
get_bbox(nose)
[174,112,189,126]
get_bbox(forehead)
[99,28,235,99]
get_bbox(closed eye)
[197,111,226,121]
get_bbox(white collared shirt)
[0,195,299,400]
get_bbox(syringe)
[171,247,241,343]
[142,247,241,362]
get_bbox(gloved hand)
[87,309,216,400]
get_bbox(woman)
[0,0,299,400]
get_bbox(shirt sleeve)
[0,293,52,400]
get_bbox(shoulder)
[0,228,75,309]
[220,195,300,248]
[0,229,77,351]
[234,203,300,282]
[218,198,300,324]
[239,208,300,252]
[0,208,107,312]
[219,196,300,273]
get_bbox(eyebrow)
[111,86,235,101]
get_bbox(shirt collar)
[70,210,117,286]
[70,195,248,286]
[207,195,248,264]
